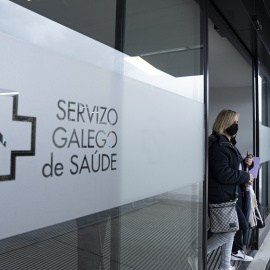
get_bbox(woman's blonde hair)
[212,109,239,135]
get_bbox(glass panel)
[122,2,204,268]
[123,0,203,102]
[258,64,270,241]
[260,162,270,211]
[0,182,203,269]
[259,66,270,163]
[258,161,270,242]
[0,0,118,72]
[0,0,205,269]
[259,71,270,127]
[9,0,117,48]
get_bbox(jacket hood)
[209,131,237,146]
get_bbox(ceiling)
[210,0,270,82]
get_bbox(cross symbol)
[0,92,36,181]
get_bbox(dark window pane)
[124,0,202,77]
[10,0,117,47]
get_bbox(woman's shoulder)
[209,133,232,160]
[209,133,229,149]
[208,132,218,145]
[209,132,232,146]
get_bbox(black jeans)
[232,193,249,253]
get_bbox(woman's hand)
[248,173,254,185]
[244,151,253,167]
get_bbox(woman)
[207,109,254,270]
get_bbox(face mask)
[226,123,238,136]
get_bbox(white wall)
[209,86,253,155]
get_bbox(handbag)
[209,199,239,233]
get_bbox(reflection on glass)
[0,89,19,96]
[124,0,203,102]
[0,0,121,75]
[260,162,270,211]
[258,162,270,242]
[9,0,117,47]
[125,56,164,76]
[0,182,202,269]
[75,182,203,269]
[258,66,270,242]
[259,69,270,127]
[76,211,113,269]
[259,76,262,122]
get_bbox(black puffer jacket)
[208,131,250,204]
